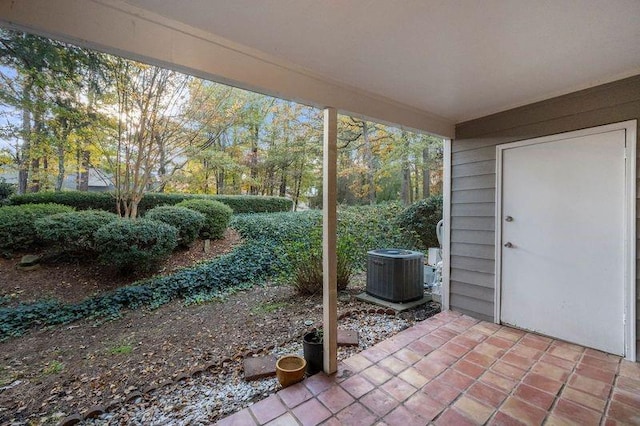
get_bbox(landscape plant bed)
[0,229,242,306]
[0,212,314,340]
[0,275,438,425]
[0,206,411,340]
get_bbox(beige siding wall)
[451,74,640,355]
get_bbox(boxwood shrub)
[94,218,178,272]
[9,191,292,214]
[176,199,232,239]
[34,210,119,256]
[144,206,205,247]
[0,203,75,251]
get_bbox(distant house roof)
[0,169,18,185]
[62,168,114,189]
[0,167,114,189]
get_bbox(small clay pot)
[275,355,307,387]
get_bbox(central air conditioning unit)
[366,249,424,303]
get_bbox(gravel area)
[83,312,416,425]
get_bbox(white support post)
[323,107,338,374]
[441,139,452,311]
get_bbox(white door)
[500,129,626,355]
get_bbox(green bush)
[34,210,119,256]
[395,195,443,250]
[176,199,232,239]
[9,191,114,211]
[94,218,178,272]
[144,206,205,247]
[9,191,292,214]
[336,202,409,268]
[0,180,15,204]
[0,203,75,251]
[138,194,291,214]
[0,212,293,339]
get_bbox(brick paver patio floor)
[217,311,640,425]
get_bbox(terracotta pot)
[275,355,307,387]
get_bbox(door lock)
[504,242,514,248]
[505,216,513,222]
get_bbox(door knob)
[505,216,513,222]
[504,242,513,248]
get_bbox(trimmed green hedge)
[35,210,119,256]
[145,206,204,247]
[0,203,75,251]
[176,199,232,239]
[95,219,179,272]
[9,191,292,214]
[396,195,443,250]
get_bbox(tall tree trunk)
[362,121,376,205]
[401,131,411,206]
[18,80,32,194]
[422,147,430,198]
[156,134,166,192]
[55,143,65,191]
[30,158,40,192]
[76,147,81,189]
[216,169,225,195]
[78,79,96,192]
[29,87,46,192]
[279,170,287,197]
[293,170,303,211]
[265,165,274,196]
[43,156,49,189]
[129,199,139,219]
[401,167,411,205]
[413,163,419,202]
[202,159,209,194]
[249,124,259,195]
[78,151,90,191]
[231,173,238,194]
[55,120,70,192]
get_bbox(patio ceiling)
[1,0,640,137]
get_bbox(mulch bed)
[0,236,434,425]
[0,229,242,306]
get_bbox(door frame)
[494,120,637,361]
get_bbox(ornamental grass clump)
[287,225,355,295]
[292,249,352,295]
